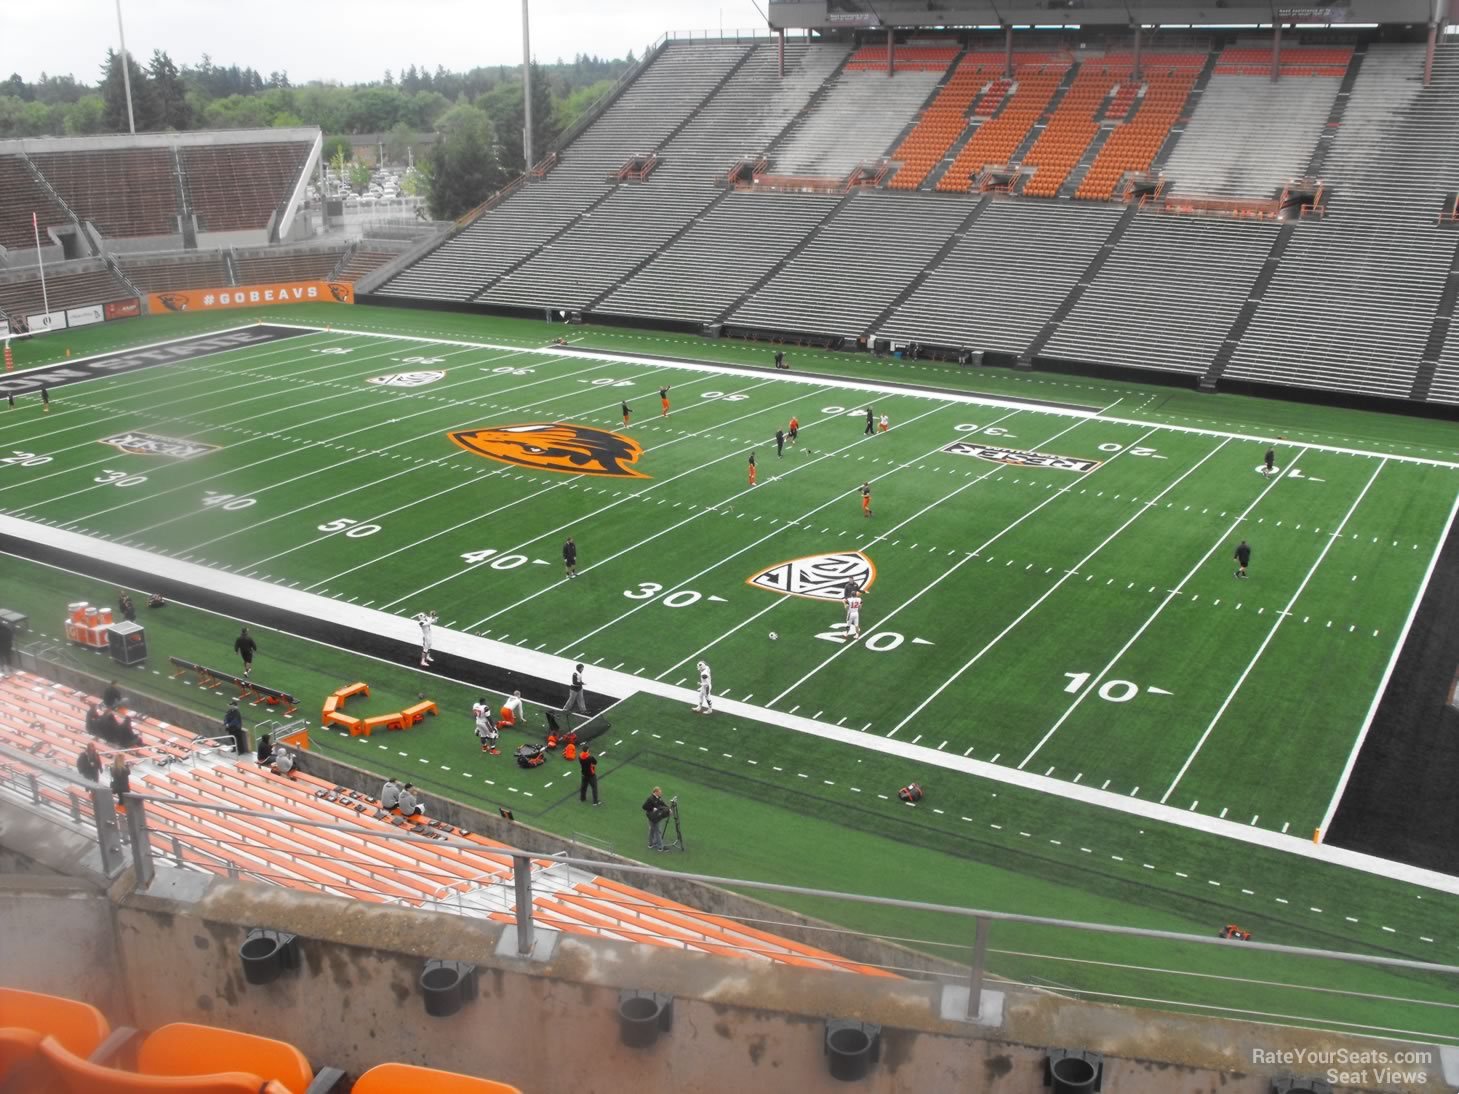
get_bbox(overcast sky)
[6,0,770,86]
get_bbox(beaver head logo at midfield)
[448,423,649,478]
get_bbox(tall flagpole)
[115,0,136,134]
[32,213,50,318]
[521,0,533,171]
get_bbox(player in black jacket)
[234,627,257,678]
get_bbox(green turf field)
[2,315,1456,840]
[2,307,1458,1041]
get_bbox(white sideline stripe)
[265,322,1103,417]
[1319,485,1459,834]
[887,431,1219,738]
[1018,442,1290,770]
[7,513,1459,897]
[265,323,1459,468]
[1161,459,1386,805]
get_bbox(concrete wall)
[0,866,1428,1093]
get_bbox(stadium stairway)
[1150,50,1218,173]
[467,44,756,304]
[17,152,89,253]
[1411,229,1459,401]
[756,47,855,161]
[103,254,146,301]
[1019,202,1139,366]
[710,190,857,325]
[1305,43,1369,178]
[1200,222,1298,391]
[862,194,991,338]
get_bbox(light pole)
[115,0,137,133]
[521,0,534,170]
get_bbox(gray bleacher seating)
[118,252,229,292]
[881,200,1124,354]
[0,263,132,318]
[480,42,842,312]
[1226,44,1459,398]
[1162,75,1340,198]
[1046,216,1281,375]
[772,69,943,178]
[729,190,969,339]
[596,190,842,324]
[182,141,312,233]
[30,148,179,238]
[0,155,71,251]
[375,42,750,304]
[1430,328,1459,405]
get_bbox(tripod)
[661,798,686,852]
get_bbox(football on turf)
[768,631,778,640]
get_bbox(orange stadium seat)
[0,987,111,1061]
[353,1062,523,1093]
[28,1035,292,1094]
[136,1023,314,1092]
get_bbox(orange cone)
[3,344,12,371]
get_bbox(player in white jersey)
[693,660,713,714]
[414,611,437,666]
[844,590,863,639]
[472,697,499,754]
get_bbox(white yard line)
[9,515,1459,898]
[0,330,359,450]
[1018,443,1291,771]
[413,394,950,623]
[1319,483,1459,834]
[541,401,976,651]
[1160,459,1387,805]
[886,433,1226,739]
[762,417,1152,705]
[65,348,613,533]
[301,376,822,590]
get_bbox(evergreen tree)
[148,50,191,130]
[99,49,161,132]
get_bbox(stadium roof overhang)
[768,0,1444,31]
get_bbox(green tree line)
[2,49,634,226]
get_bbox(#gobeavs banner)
[148,280,354,313]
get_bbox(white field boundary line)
[294,377,832,591]
[1018,448,1302,771]
[54,347,622,531]
[542,402,1002,652]
[263,322,1459,469]
[401,392,955,620]
[9,515,1459,898]
[1,336,460,501]
[756,417,1164,704]
[0,330,360,449]
[1320,481,1459,834]
[887,435,1225,739]
[1160,459,1387,805]
[261,321,1105,419]
[236,371,787,572]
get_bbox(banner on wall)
[105,299,141,320]
[66,304,105,327]
[0,319,8,336]
[148,281,354,314]
[27,312,64,333]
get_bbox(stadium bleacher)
[180,140,314,234]
[117,252,230,293]
[29,148,180,239]
[0,263,132,320]
[0,671,890,976]
[234,247,346,285]
[0,154,73,251]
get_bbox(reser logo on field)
[448,423,649,478]
[943,442,1102,474]
[748,551,876,601]
[99,432,221,459]
[366,370,445,388]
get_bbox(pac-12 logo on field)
[366,371,445,388]
[448,423,649,478]
[943,442,1101,473]
[99,432,220,459]
[747,551,876,601]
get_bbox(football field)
[2,321,1456,840]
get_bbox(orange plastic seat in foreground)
[29,1035,291,1094]
[354,1061,523,1093]
[0,987,110,1058]
[0,1028,45,1082]
[137,1023,313,1093]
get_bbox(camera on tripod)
[662,796,684,851]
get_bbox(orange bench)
[362,713,405,735]
[402,700,438,727]
[336,682,369,700]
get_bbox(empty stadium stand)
[29,148,180,240]
[117,252,229,293]
[934,64,1068,193]
[0,671,890,975]
[234,247,345,284]
[0,154,73,252]
[181,140,314,234]
[772,65,944,179]
[0,262,132,320]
